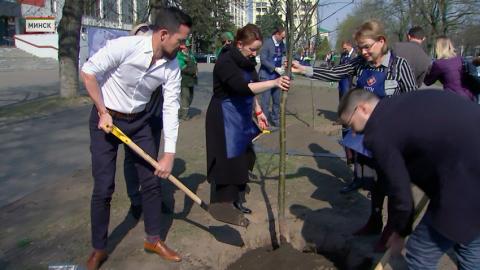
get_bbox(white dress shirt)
[82,35,181,153]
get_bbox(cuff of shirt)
[164,141,176,154]
[305,66,314,77]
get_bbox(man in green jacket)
[215,31,234,58]
[176,38,197,120]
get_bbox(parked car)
[194,53,216,63]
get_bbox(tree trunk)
[57,0,83,98]
[278,0,294,245]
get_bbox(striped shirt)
[307,51,417,95]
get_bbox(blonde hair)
[435,36,456,59]
[354,20,388,54]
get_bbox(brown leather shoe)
[86,250,108,270]
[144,240,181,262]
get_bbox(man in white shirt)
[81,7,191,269]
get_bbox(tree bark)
[278,0,294,245]
[58,0,84,98]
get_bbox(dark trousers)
[123,125,161,206]
[210,184,246,203]
[210,145,255,204]
[179,86,194,120]
[89,107,162,250]
[260,86,281,126]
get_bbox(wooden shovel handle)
[110,125,203,205]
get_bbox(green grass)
[16,238,32,249]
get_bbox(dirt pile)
[226,244,337,270]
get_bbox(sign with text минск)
[25,17,55,33]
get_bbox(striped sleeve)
[397,58,417,93]
[311,57,360,82]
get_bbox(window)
[103,0,117,21]
[121,0,133,24]
[136,0,149,23]
[84,0,100,18]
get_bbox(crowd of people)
[80,6,479,270]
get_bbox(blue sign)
[87,26,129,57]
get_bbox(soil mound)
[227,244,337,270]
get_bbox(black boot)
[233,200,252,214]
[340,178,364,194]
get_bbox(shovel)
[109,124,249,227]
[109,124,209,210]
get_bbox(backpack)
[463,59,480,95]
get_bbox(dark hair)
[338,88,379,118]
[408,26,425,40]
[272,25,285,35]
[234,24,263,45]
[341,40,352,46]
[151,7,192,33]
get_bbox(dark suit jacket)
[259,36,285,80]
[392,41,432,88]
[363,90,480,244]
[338,49,358,93]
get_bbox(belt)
[107,108,145,120]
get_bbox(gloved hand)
[274,67,285,76]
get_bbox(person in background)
[215,31,234,58]
[258,26,286,130]
[424,36,476,101]
[176,38,197,120]
[392,26,432,88]
[206,24,290,227]
[336,40,362,194]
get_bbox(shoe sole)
[144,248,182,262]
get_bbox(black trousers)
[210,145,256,204]
[123,125,161,206]
[89,107,162,250]
[123,86,164,206]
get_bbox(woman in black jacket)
[206,24,290,226]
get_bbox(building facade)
[228,0,247,29]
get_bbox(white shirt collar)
[348,48,354,57]
[272,35,279,46]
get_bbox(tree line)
[335,0,480,55]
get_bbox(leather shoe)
[86,250,108,270]
[144,240,181,262]
[129,204,142,220]
[233,200,252,214]
[340,178,363,194]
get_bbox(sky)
[316,1,355,45]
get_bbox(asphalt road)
[0,63,214,208]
